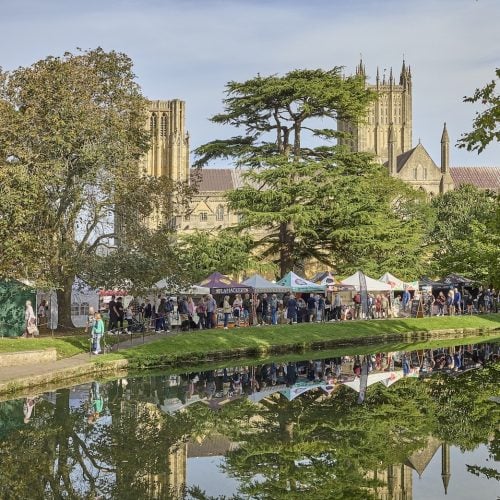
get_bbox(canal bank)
[0,315,499,398]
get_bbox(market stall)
[277,271,325,294]
[242,274,290,294]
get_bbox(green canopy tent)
[0,280,36,337]
[277,272,326,293]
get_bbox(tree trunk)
[279,222,295,276]
[56,275,74,329]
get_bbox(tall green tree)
[458,68,500,153]
[429,184,500,286]
[0,48,185,326]
[195,69,430,277]
[177,230,276,282]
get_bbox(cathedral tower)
[338,59,413,164]
[144,99,190,183]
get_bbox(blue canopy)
[242,274,290,294]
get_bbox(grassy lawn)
[0,336,89,359]
[125,333,500,376]
[1,315,498,364]
[102,314,500,368]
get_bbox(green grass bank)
[100,314,500,369]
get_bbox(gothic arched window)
[150,113,157,135]
[215,205,224,221]
[161,113,167,137]
[413,167,418,180]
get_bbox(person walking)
[196,298,207,329]
[332,293,342,321]
[206,294,217,329]
[453,288,462,315]
[22,300,37,338]
[402,289,411,313]
[269,294,278,325]
[447,289,455,316]
[156,298,166,332]
[108,295,119,332]
[307,294,317,323]
[92,312,105,354]
[222,295,232,329]
[116,297,125,332]
[232,294,242,327]
[353,292,362,319]
[287,294,297,324]
[436,291,446,316]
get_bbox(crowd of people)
[99,286,500,335]
[20,284,499,341]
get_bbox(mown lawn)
[0,336,89,359]
[1,315,498,363]
[102,314,500,368]
[125,333,500,376]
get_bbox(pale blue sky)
[1,0,499,165]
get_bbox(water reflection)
[0,342,498,499]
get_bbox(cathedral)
[144,61,499,232]
[338,59,454,195]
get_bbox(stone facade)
[144,99,190,183]
[338,60,412,164]
[178,169,242,233]
[339,60,454,195]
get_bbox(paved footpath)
[0,331,169,396]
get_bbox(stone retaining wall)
[0,348,57,367]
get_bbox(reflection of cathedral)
[367,438,452,500]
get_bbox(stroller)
[127,316,146,333]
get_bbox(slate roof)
[191,167,256,192]
[450,167,500,191]
[190,168,234,192]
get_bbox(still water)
[0,342,498,500]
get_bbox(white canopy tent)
[340,271,392,292]
[379,272,406,291]
[379,272,419,291]
[277,271,325,293]
[342,372,401,392]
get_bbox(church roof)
[404,437,442,477]
[396,147,417,172]
[191,167,253,193]
[450,166,500,191]
[187,434,239,458]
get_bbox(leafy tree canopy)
[429,184,500,287]
[458,68,500,153]
[0,48,187,325]
[195,69,430,277]
[177,230,276,283]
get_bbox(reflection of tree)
[216,384,435,499]
[0,362,497,498]
[0,378,215,499]
[215,364,499,499]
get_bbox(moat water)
[0,341,498,499]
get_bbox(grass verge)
[101,314,500,369]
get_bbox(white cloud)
[0,0,498,164]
